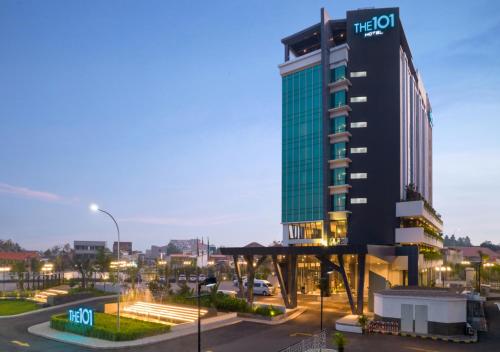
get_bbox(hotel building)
[223,7,444,313]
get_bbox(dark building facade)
[280,7,443,286]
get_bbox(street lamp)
[90,203,121,332]
[197,277,216,352]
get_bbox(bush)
[67,287,107,296]
[50,312,170,341]
[252,305,283,317]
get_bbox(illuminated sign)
[354,14,395,38]
[68,307,94,327]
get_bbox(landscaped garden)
[50,312,171,341]
[0,299,40,316]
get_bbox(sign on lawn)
[68,307,94,327]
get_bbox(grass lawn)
[51,312,170,341]
[0,299,40,316]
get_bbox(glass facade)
[282,65,323,223]
[331,142,346,160]
[331,115,347,134]
[333,168,346,185]
[331,90,346,108]
[331,65,346,82]
[332,194,346,211]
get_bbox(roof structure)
[0,251,40,261]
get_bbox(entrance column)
[356,254,366,315]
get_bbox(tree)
[480,241,500,252]
[0,239,23,252]
[12,261,26,291]
[72,257,94,289]
[94,247,112,289]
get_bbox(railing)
[279,330,327,352]
[367,320,399,334]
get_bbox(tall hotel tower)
[279,7,443,286]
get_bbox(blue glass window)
[331,142,346,160]
[331,65,346,82]
[332,194,346,211]
[333,168,346,185]
[331,115,347,133]
[331,90,346,108]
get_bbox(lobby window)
[331,65,346,82]
[351,147,367,154]
[350,173,367,179]
[350,71,367,78]
[333,168,346,185]
[351,198,367,204]
[350,96,367,103]
[332,194,347,211]
[351,122,367,128]
[331,90,346,108]
[332,142,346,159]
[331,115,347,134]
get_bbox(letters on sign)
[354,14,395,38]
[68,307,94,327]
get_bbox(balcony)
[329,131,351,143]
[328,78,352,92]
[329,105,351,118]
[395,227,443,249]
[396,200,443,232]
[328,210,350,221]
[329,157,351,169]
[329,184,351,195]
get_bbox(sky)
[0,0,499,251]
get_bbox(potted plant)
[333,332,347,352]
[358,314,368,334]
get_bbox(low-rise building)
[113,241,132,256]
[73,241,106,260]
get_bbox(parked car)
[168,277,176,283]
[189,274,197,282]
[243,279,275,296]
[178,274,187,282]
[198,274,206,282]
[217,289,237,297]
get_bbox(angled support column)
[288,254,298,308]
[337,254,356,314]
[244,255,255,304]
[233,255,245,299]
[356,254,366,315]
[407,246,419,286]
[272,255,290,308]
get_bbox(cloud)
[120,214,250,227]
[0,182,70,203]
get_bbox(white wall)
[374,294,466,323]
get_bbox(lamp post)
[320,270,333,332]
[90,203,121,331]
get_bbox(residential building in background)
[73,241,106,260]
[113,241,133,256]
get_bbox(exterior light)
[461,260,471,265]
[158,260,167,265]
[183,261,191,265]
[89,203,99,212]
[0,266,11,272]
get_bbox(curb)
[0,295,117,319]
[28,313,240,349]
[373,330,478,343]
[238,307,307,325]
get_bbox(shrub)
[50,312,170,341]
[253,305,283,317]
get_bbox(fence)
[279,330,327,352]
[367,320,399,334]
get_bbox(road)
[0,295,499,351]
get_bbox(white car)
[243,279,275,296]
[189,274,197,282]
[198,274,206,282]
[233,276,247,287]
[178,274,187,282]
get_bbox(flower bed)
[50,312,170,341]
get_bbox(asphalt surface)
[1,295,499,352]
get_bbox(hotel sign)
[68,307,94,327]
[354,14,395,38]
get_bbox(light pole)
[90,203,121,331]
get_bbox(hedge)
[50,312,170,341]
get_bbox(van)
[243,279,275,296]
